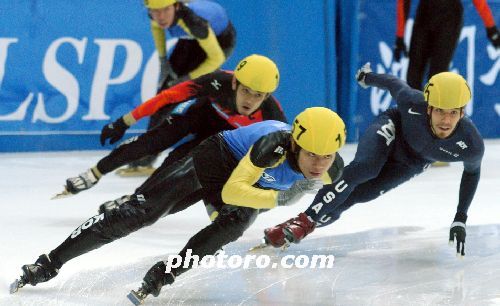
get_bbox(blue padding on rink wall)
[0,132,143,152]
[0,1,152,152]
[0,0,337,152]
[0,0,498,152]
[336,0,361,142]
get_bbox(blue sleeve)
[365,73,425,107]
[457,139,484,215]
[457,170,480,215]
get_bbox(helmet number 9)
[236,60,247,71]
[424,82,433,101]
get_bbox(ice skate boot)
[116,165,156,177]
[128,261,175,305]
[10,254,59,293]
[98,195,131,214]
[250,215,299,251]
[282,212,316,243]
[52,168,101,199]
[117,156,157,177]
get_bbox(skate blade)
[9,278,23,294]
[51,187,72,200]
[248,242,270,252]
[248,243,290,252]
[127,289,146,305]
[116,167,156,177]
[431,161,450,167]
[280,240,291,251]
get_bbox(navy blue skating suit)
[305,73,484,226]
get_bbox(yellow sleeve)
[178,20,225,78]
[321,172,333,185]
[151,21,167,58]
[221,152,279,209]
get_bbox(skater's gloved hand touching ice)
[449,212,467,258]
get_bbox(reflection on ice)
[4,225,499,306]
[1,141,499,305]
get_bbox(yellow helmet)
[292,107,346,155]
[144,0,176,9]
[423,72,471,109]
[234,54,279,93]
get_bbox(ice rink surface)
[1,140,499,306]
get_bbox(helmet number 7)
[293,121,307,140]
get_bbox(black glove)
[449,212,467,258]
[158,56,178,89]
[486,26,500,48]
[393,36,408,61]
[100,117,129,146]
[142,261,175,297]
[355,62,372,89]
